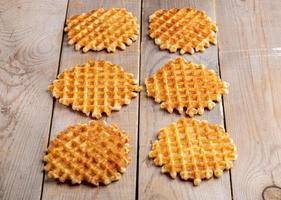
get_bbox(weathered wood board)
[0,0,68,199]
[217,0,281,199]
[41,1,141,200]
[138,1,232,199]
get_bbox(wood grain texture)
[138,0,232,199]
[41,0,141,199]
[0,0,68,199]
[217,0,281,199]
[2,0,280,199]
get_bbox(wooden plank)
[138,0,232,199]
[216,0,281,199]
[41,0,141,199]
[0,0,68,199]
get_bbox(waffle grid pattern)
[145,57,228,117]
[149,118,237,185]
[43,120,130,186]
[149,8,217,54]
[65,8,139,52]
[48,60,141,119]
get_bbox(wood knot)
[0,106,10,114]
[262,185,281,200]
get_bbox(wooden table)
[1,0,281,199]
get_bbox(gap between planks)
[213,0,234,197]
[217,47,234,200]
[39,1,70,199]
[135,0,144,200]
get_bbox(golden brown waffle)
[145,57,228,117]
[149,118,237,185]
[64,8,139,53]
[48,59,141,119]
[149,8,217,54]
[43,120,130,186]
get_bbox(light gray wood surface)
[217,0,281,199]
[0,0,68,199]
[1,0,281,199]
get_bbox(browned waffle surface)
[149,8,217,54]
[145,57,228,117]
[64,8,139,52]
[43,120,130,186]
[149,118,237,185]
[48,59,141,119]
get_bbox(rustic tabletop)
[1,0,281,199]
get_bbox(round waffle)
[43,120,130,186]
[149,118,237,186]
[145,57,228,117]
[149,8,217,54]
[48,59,141,119]
[64,8,139,53]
